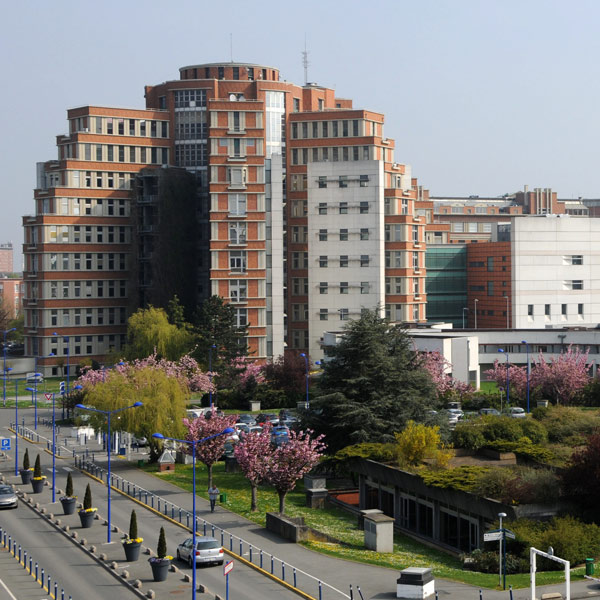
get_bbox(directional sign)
[484,531,503,542]
[45,393,53,402]
[224,560,234,576]
[1,438,11,451]
[504,529,516,540]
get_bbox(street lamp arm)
[152,427,235,446]
[76,401,143,415]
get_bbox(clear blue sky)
[2,0,599,270]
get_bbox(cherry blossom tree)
[264,430,326,514]
[229,357,266,386]
[233,423,273,511]
[530,345,592,405]
[484,360,528,401]
[183,413,239,489]
[419,351,474,400]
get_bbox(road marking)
[0,576,18,600]
[63,466,73,472]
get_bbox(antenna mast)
[302,35,309,85]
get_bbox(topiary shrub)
[65,472,74,497]
[22,448,30,471]
[83,483,92,510]
[451,422,485,450]
[156,526,167,559]
[33,454,42,478]
[129,510,138,540]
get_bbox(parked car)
[248,425,263,435]
[255,413,278,425]
[447,408,464,420]
[271,425,290,446]
[237,414,256,426]
[508,407,527,419]
[479,408,501,416]
[0,485,18,509]
[176,536,224,567]
[26,372,44,383]
[131,436,148,448]
[234,423,250,435]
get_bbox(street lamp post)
[76,401,143,542]
[3,327,16,407]
[208,344,216,410]
[503,295,509,329]
[474,299,479,329]
[152,427,234,600]
[498,348,510,407]
[51,393,57,503]
[498,511,507,589]
[522,340,530,413]
[462,307,468,329]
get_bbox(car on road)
[248,425,263,435]
[131,436,148,448]
[479,408,501,416]
[0,485,18,509]
[256,413,278,425]
[237,414,256,426]
[508,407,527,419]
[271,425,290,446]
[176,536,224,567]
[234,423,250,435]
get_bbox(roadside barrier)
[0,524,73,600]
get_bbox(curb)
[77,464,318,600]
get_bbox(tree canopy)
[304,309,437,452]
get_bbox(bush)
[537,406,600,443]
[83,483,92,510]
[484,439,554,464]
[253,387,292,409]
[33,454,42,478]
[451,422,485,450]
[473,468,514,500]
[421,466,490,492]
[520,419,548,444]
[473,466,559,504]
[481,417,523,443]
[22,448,30,471]
[464,549,527,574]
[331,443,397,464]
[65,472,73,497]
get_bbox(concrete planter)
[78,509,95,528]
[31,477,45,494]
[123,540,142,562]
[60,497,77,515]
[149,558,170,581]
[20,469,33,485]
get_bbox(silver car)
[176,536,224,567]
[0,485,18,509]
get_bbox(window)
[564,280,584,290]
[413,226,419,244]
[339,308,349,321]
[487,281,494,296]
[228,194,246,216]
[292,304,308,321]
[413,252,419,269]
[360,200,369,213]
[292,278,308,295]
[360,228,369,240]
[319,256,328,268]
[320,309,328,321]
[564,255,584,265]
[528,304,534,317]
[545,304,551,316]
[360,255,369,267]
[318,176,327,189]
[339,202,348,214]
[578,303,584,316]
[319,282,328,294]
[318,202,327,214]
[340,282,349,294]
[562,304,568,316]
[487,257,494,272]
[361,281,370,294]
[340,229,348,241]
[234,308,248,327]
[340,255,349,268]
[339,176,348,189]
[291,252,308,269]
[230,279,247,302]
[229,251,247,272]
[319,229,328,241]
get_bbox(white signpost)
[224,560,233,600]
[530,547,570,600]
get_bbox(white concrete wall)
[512,216,600,328]
[307,161,385,359]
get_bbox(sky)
[2,0,600,271]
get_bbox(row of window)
[291,145,371,165]
[317,200,370,214]
[452,222,493,233]
[527,303,585,317]
[48,253,127,272]
[51,198,127,218]
[44,226,129,245]
[290,119,368,139]
[44,279,127,299]
[45,333,126,360]
[46,307,128,328]
[289,277,421,297]
[288,251,422,270]
[72,116,169,138]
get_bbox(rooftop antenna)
[230,33,233,62]
[302,35,309,85]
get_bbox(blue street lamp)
[498,348,510,407]
[76,401,143,542]
[52,332,70,395]
[3,327,16,407]
[208,344,216,410]
[50,392,56,503]
[522,340,530,413]
[152,427,234,600]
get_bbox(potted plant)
[31,454,46,493]
[20,448,33,485]
[148,527,171,581]
[122,509,143,561]
[78,483,96,528]
[60,472,77,515]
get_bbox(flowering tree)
[77,353,213,394]
[229,357,266,386]
[264,430,326,514]
[484,360,528,401]
[530,345,592,405]
[233,423,273,511]
[419,351,474,400]
[183,413,239,489]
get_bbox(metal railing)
[0,524,73,600]
[76,456,352,600]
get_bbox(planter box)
[149,558,170,581]
[79,510,95,528]
[123,541,142,562]
[31,478,45,494]
[60,497,77,515]
[20,469,33,485]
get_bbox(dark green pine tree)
[128,510,138,540]
[83,483,92,510]
[22,448,30,471]
[156,527,167,559]
[33,454,42,478]
[305,308,437,452]
[65,472,74,497]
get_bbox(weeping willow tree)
[82,365,188,461]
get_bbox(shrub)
[129,510,138,540]
[481,417,523,442]
[473,468,514,500]
[22,448,30,471]
[421,466,490,492]
[464,549,527,574]
[395,421,451,468]
[451,422,485,450]
[65,472,73,497]
[537,406,600,443]
[333,443,397,464]
[474,466,559,505]
[83,483,92,510]
[33,454,42,478]
[520,419,548,444]
[157,526,167,559]
[484,439,554,464]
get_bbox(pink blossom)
[419,351,474,399]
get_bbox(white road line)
[0,576,19,600]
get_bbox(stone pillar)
[396,568,435,599]
[306,488,328,509]
[364,513,394,553]
[358,508,382,530]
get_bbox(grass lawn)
[142,460,581,589]
[479,381,499,394]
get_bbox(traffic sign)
[484,531,503,542]
[45,393,53,402]
[504,529,516,540]
[224,560,234,576]
[1,438,11,451]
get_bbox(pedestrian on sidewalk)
[208,484,219,512]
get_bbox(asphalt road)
[0,500,136,600]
